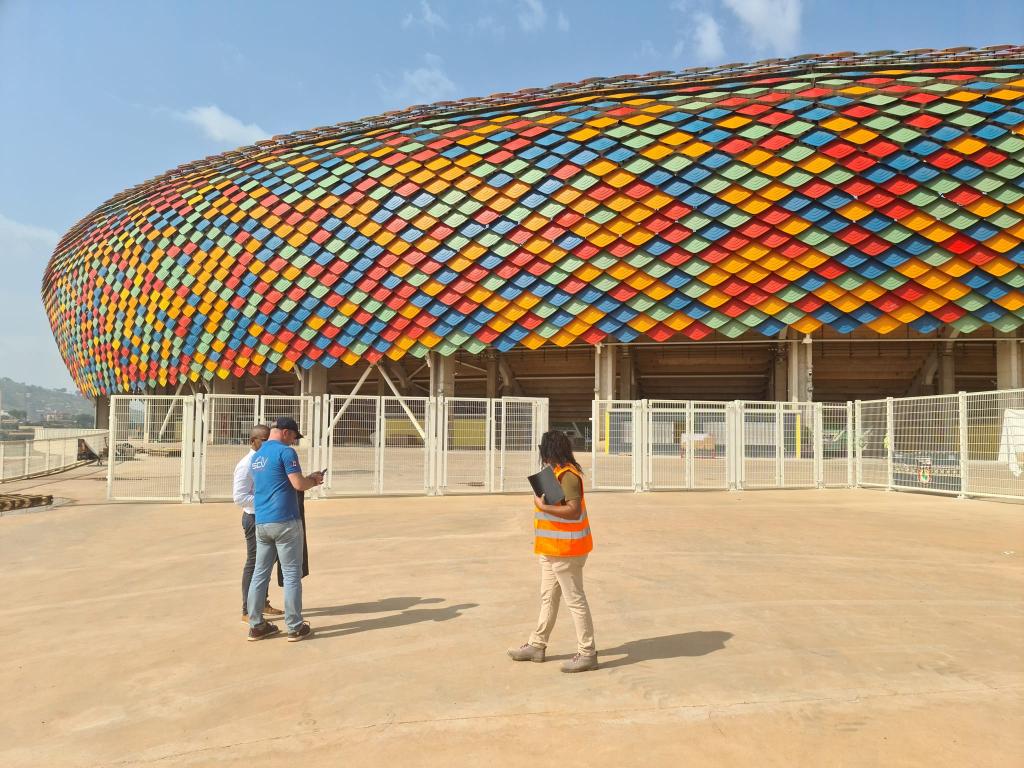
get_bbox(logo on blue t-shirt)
[250,440,301,524]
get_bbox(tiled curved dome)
[43,46,1024,396]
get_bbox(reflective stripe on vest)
[534,464,593,557]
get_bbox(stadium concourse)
[1,466,1021,767]
[41,47,1024,430]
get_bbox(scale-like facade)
[43,47,1024,396]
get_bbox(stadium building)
[43,46,1024,430]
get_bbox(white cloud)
[0,213,78,391]
[638,39,660,59]
[556,10,570,30]
[473,15,506,37]
[402,0,448,32]
[692,11,725,62]
[518,0,547,31]
[380,54,457,106]
[670,2,727,64]
[722,0,802,55]
[176,105,269,146]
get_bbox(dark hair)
[539,430,581,472]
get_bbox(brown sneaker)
[287,622,313,642]
[264,601,284,616]
[560,653,598,673]
[507,643,545,662]
[241,613,249,624]
[247,621,280,641]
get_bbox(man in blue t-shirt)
[245,416,323,642]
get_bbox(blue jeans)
[247,519,305,632]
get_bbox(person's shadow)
[550,631,733,669]
[312,602,479,639]
[303,597,444,618]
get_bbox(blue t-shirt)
[251,440,301,524]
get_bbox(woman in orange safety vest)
[507,430,597,673]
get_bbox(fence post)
[814,403,824,489]
[106,398,116,501]
[958,391,969,499]
[590,399,598,490]
[729,400,743,490]
[885,396,895,491]
[846,401,855,487]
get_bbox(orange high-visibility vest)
[534,464,593,557]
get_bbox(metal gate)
[197,394,260,500]
[438,397,547,494]
[736,401,818,489]
[644,400,731,490]
[591,400,642,490]
[108,394,196,501]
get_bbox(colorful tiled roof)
[43,46,1024,396]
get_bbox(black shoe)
[247,621,280,641]
[287,622,313,642]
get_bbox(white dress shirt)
[233,449,256,515]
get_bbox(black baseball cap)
[273,416,304,439]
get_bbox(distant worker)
[233,423,284,623]
[508,430,598,673]
[245,417,323,642]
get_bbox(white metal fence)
[592,399,853,492]
[106,394,547,502]
[101,389,1024,503]
[858,388,1024,501]
[0,429,106,482]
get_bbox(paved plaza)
[1,466,1022,767]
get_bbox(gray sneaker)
[561,653,598,673]
[507,643,545,662]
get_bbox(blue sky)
[1,0,1022,390]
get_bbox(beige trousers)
[528,554,596,656]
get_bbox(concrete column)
[94,395,110,430]
[618,346,634,400]
[594,344,617,401]
[210,376,240,395]
[771,343,788,401]
[938,344,956,395]
[996,331,1023,390]
[788,335,813,401]
[299,366,328,397]
[428,352,455,398]
[485,349,498,399]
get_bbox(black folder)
[527,465,565,504]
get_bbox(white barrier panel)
[856,389,1024,501]
[644,401,730,490]
[108,395,194,501]
[0,429,106,482]
[198,394,260,501]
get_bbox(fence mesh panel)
[379,396,430,494]
[200,395,259,500]
[261,396,317,473]
[592,400,636,490]
[966,390,1024,499]
[0,430,105,482]
[324,395,379,496]
[822,403,853,487]
[646,400,690,490]
[891,395,961,495]
[857,399,889,487]
[109,395,190,501]
[442,398,491,493]
[493,398,540,493]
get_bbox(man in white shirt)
[234,424,283,622]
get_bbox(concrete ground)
[1,466,1022,767]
